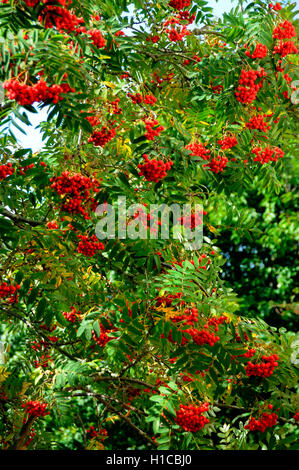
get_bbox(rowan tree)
[0,0,298,450]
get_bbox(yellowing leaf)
[105,415,120,423]
[155,305,179,322]
[0,366,10,384]
[102,81,116,89]
[83,265,95,280]
[20,382,31,397]
[207,224,219,234]
[223,312,233,323]
[86,440,105,450]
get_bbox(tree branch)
[93,374,157,390]
[9,415,36,450]
[0,208,44,227]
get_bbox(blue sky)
[9,0,298,152]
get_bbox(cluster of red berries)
[132,206,162,234]
[48,335,59,343]
[46,220,60,229]
[284,77,298,98]
[274,40,298,57]
[273,20,297,40]
[30,326,58,352]
[0,282,20,303]
[86,29,106,48]
[144,118,164,140]
[77,234,105,257]
[276,59,285,72]
[272,19,298,59]
[126,386,141,403]
[22,400,49,418]
[31,340,49,352]
[115,30,125,38]
[75,25,106,48]
[37,1,84,33]
[0,389,8,401]
[173,254,211,270]
[183,55,201,66]
[218,136,238,149]
[24,0,40,6]
[150,72,174,88]
[169,0,191,9]
[34,354,52,369]
[128,93,157,106]
[3,78,74,106]
[63,306,81,323]
[283,72,292,85]
[232,348,256,361]
[163,13,192,37]
[246,114,271,132]
[41,323,57,332]
[245,411,278,432]
[86,426,108,441]
[86,425,97,438]
[177,10,196,24]
[24,427,36,448]
[204,315,228,332]
[211,82,224,94]
[186,140,230,174]
[269,2,282,10]
[252,146,284,164]
[235,68,267,104]
[86,115,101,127]
[138,154,173,182]
[92,320,117,348]
[109,98,122,115]
[50,172,100,219]
[166,24,190,42]
[92,327,111,347]
[242,348,257,358]
[155,291,183,307]
[17,162,36,176]
[245,43,268,59]
[143,95,158,105]
[120,72,130,80]
[175,403,210,433]
[164,296,223,348]
[0,163,15,181]
[293,412,299,422]
[179,371,201,383]
[178,210,207,230]
[88,126,116,147]
[185,142,210,160]
[204,155,229,174]
[127,92,141,103]
[185,328,220,347]
[146,35,160,43]
[143,378,169,395]
[245,354,279,377]
[171,307,199,326]
[235,331,249,343]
